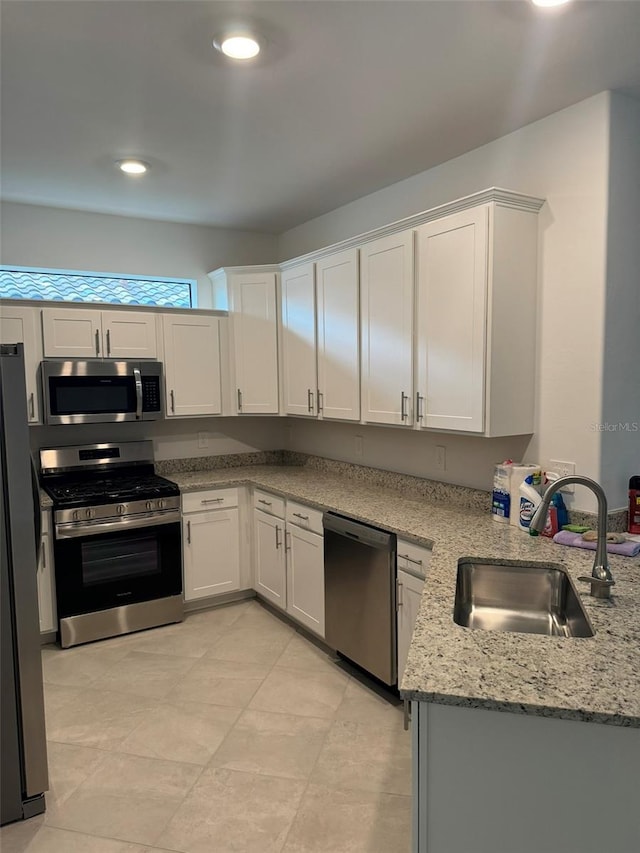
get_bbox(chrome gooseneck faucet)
[529,475,615,599]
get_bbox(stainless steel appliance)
[0,344,48,825]
[42,360,163,425]
[323,512,397,686]
[40,441,183,648]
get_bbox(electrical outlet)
[198,432,209,449]
[548,459,576,493]
[355,435,364,458]
[436,445,446,472]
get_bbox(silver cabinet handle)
[95,329,100,356]
[396,578,403,609]
[307,388,313,413]
[170,389,175,413]
[399,553,423,567]
[285,530,291,551]
[106,329,111,356]
[237,388,243,412]
[292,512,309,521]
[29,392,35,420]
[133,368,143,420]
[416,392,424,422]
[317,389,323,413]
[42,546,46,570]
[201,498,224,504]
[275,524,281,549]
[400,391,409,421]
[187,520,191,545]
[258,498,272,507]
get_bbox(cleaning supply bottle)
[518,474,542,532]
[629,476,640,534]
[491,460,513,523]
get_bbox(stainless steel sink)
[453,559,595,638]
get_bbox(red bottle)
[629,476,640,534]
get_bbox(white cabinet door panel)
[162,314,222,417]
[0,305,43,422]
[286,524,324,637]
[281,263,317,416]
[416,207,488,433]
[253,509,286,609]
[37,527,57,634]
[42,308,102,358]
[360,231,414,426]
[316,249,360,421]
[397,569,424,684]
[102,311,157,359]
[183,508,240,600]
[231,273,279,414]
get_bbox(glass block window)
[0,266,195,308]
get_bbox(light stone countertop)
[42,464,640,727]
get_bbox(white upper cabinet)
[416,200,539,436]
[0,304,43,423]
[316,248,360,421]
[42,307,157,359]
[162,313,222,417]
[228,271,279,414]
[281,262,317,416]
[360,231,415,426]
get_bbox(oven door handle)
[55,510,181,539]
[133,367,143,420]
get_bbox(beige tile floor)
[1,600,412,853]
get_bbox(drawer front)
[285,500,324,535]
[253,488,285,519]
[397,538,431,578]
[182,488,239,514]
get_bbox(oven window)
[81,534,160,587]
[50,377,136,415]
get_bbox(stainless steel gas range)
[40,441,183,648]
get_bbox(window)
[0,266,195,308]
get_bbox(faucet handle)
[578,576,615,600]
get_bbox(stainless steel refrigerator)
[0,343,48,825]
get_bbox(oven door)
[53,517,182,619]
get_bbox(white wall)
[0,202,278,308]
[279,93,612,511]
[601,93,640,508]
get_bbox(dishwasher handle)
[322,512,396,551]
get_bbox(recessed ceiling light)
[531,0,573,7]
[213,32,261,60]
[115,159,149,175]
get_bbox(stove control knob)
[158,498,166,510]
[117,504,125,515]
[146,500,153,511]
[85,508,95,520]
[72,510,80,522]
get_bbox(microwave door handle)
[133,368,143,420]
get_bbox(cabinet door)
[281,263,317,416]
[230,272,279,414]
[316,249,360,421]
[286,524,324,637]
[360,231,414,426]
[416,207,488,432]
[253,508,286,609]
[0,305,43,423]
[183,508,240,600]
[397,569,424,684]
[162,314,222,417]
[37,530,57,634]
[42,307,102,358]
[101,310,157,359]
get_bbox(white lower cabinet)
[183,489,240,601]
[37,512,57,634]
[397,539,431,683]
[252,490,325,637]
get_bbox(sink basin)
[453,559,595,638]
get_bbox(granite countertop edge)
[41,465,640,727]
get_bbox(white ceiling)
[2,0,640,233]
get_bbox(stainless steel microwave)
[42,360,164,425]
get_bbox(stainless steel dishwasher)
[323,512,397,686]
